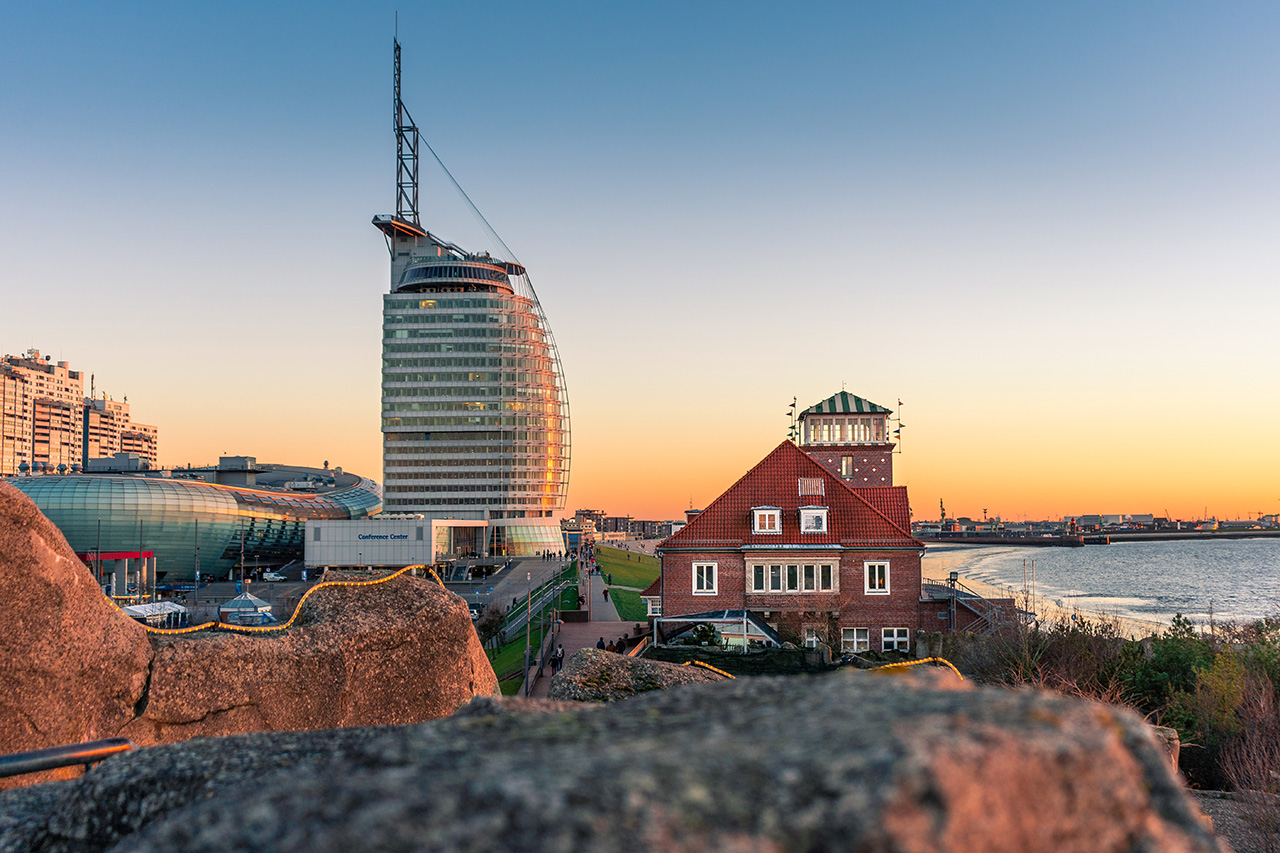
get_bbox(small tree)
[475,603,506,648]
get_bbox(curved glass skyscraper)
[374,40,570,556]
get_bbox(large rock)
[547,647,725,701]
[121,571,499,745]
[0,483,153,789]
[0,488,498,787]
[0,671,1227,852]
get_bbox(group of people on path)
[596,635,630,654]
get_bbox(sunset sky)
[3,2,1277,522]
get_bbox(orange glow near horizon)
[150,376,1280,527]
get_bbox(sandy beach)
[922,547,1169,640]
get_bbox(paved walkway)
[529,569,637,698]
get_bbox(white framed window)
[842,627,869,652]
[645,598,662,616]
[785,564,800,592]
[882,627,910,652]
[769,564,782,592]
[865,561,889,595]
[820,564,834,591]
[804,628,822,648]
[751,564,766,592]
[802,564,816,591]
[840,455,853,476]
[693,562,717,595]
[752,507,782,534]
[799,506,828,533]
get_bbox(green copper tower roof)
[799,391,891,416]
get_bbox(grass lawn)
[609,588,648,623]
[595,546,660,589]
[487,635,531,681]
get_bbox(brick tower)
[796,391,895,487]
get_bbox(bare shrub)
[942,613,1133,706]
[1221,672,1280,851]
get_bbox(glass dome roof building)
[9,465,381,581]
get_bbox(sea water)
[922,539,1280,627]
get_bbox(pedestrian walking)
[556,644,565,670]
[602,588,609,602]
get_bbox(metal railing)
[0,738,133,779]
[923,575,1013,635]
[498,565,577,637]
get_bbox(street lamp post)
[524,572,532,697]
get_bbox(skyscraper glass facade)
[380,247,571,555]
[374,40,569,556]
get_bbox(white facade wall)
[305,518,485,567]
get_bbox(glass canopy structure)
[10,466,381,580]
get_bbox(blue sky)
[3,2,1277,519]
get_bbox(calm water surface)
[922,539,1280,627]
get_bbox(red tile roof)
[660,441,919,550]
[639,578,661,598]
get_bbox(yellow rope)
[115,565,428,635]
[680,659,736,679]
[872,656,964,680]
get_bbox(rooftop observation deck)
[374,215,528,295]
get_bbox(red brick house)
[655,439,925,653]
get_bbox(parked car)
[263,572,287,582]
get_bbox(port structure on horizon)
[372,38,570,558]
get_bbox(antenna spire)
[394,34,420,226]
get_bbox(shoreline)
[922,544,1169,640]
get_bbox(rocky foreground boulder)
[121,569,499,746]
[547,647,725,701]
[0,485,498,786]
[0,669,1226,852]
[0,483,153,789]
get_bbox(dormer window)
[799,506,828,533]
[752,506,782,534]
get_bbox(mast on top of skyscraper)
[374,35,427,253]
[394,36,420,229]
